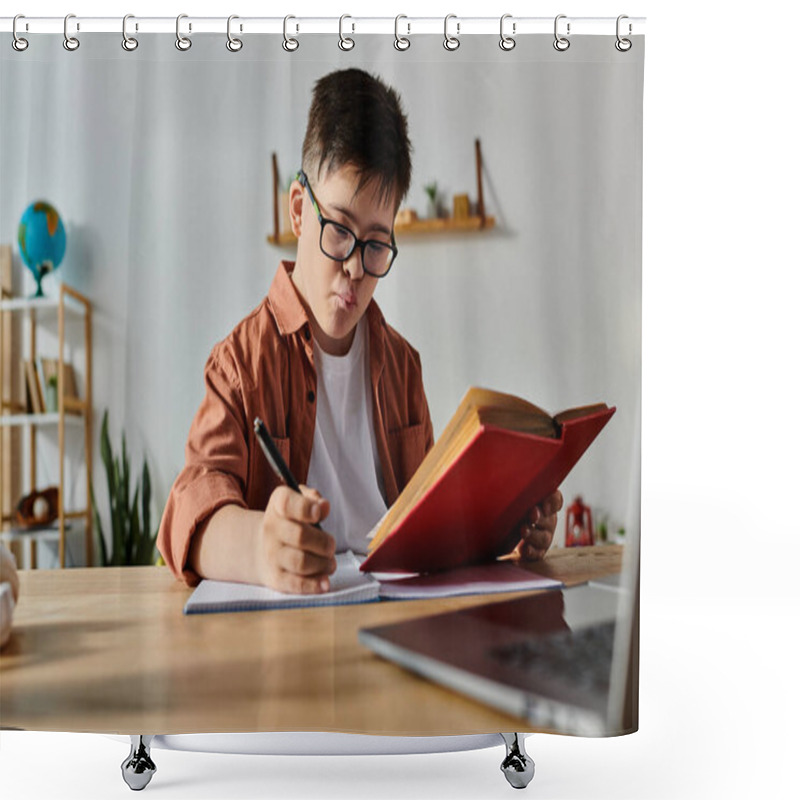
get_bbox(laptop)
[358,506,639,738]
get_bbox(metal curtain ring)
[394,15,410,51]
[615,14,632,52]
[122,14,139,51]
[283,15,299,51]
[553,14,570,51]
[175,14,192,51]
[12,15,29,51]
[500,14,516,51]
[227,15,243,51]
[63,13,80,51]
[339,15,355,50]
[443,14,460,51]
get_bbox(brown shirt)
[157,261,434,585]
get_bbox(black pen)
[253,417,321,529]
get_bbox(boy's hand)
[512,489,563,562]
[256,485,337,594]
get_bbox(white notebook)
[183,550,563,614]
[184,551,379,614]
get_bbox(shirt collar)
[268,260,308,336]
[268,260,386,363]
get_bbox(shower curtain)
[0,15,643,793]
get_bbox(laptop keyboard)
[488,621,615,696]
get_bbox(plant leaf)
[129,491,141,566]
[99,411,115,547]
[90,483,108,567]
[112,455,124,566]
[121,433,130,526]
[142,460,151,560]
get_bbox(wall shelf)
[395,215,496,236]
[0,293,88,315]
[0,411,85,428]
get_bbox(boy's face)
[289,163,396,356]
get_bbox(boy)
[157,68,561,594]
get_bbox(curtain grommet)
[394,15,410,51]
[499,14,516,51]
[553,14,570,52]
[226,15,243,52]
[12,15,29,51]
[175,14,192,51]
[615,15,632,52]
[283,15,299,52]
[443,14,460,51]
[63,13,80,51]
[338,15,355,51]
[122,14,139,51]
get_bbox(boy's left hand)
[512,489,563,561]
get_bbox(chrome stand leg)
[500,733,535,789]
[121,735,157,791]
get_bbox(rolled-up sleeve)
[157,345,250,586]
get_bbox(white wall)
[1,33,641,563]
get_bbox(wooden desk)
[0,546,622,735]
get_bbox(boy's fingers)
[541,490,563,517]
[275,486,328,525]
[299,484,322,500]
[539,513,558,534]
[524,544,547,561]
[523,525,552,552]
[278,544,337,577]
[276,568,331,595]
[280,520,336,558]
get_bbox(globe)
[17,201,67,297]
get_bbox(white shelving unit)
[0,284,93,568]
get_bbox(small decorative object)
[15,487,59,528]
[91,410,159,566]
[424,181,440,219]
[39,358,80,412]
[565,494,595,547]
[17,200,67,297]
[597,514,609,543]
[44,375,58,413]
[453,193,470,220]
[395,207,418,226]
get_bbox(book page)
[375,561,563,600]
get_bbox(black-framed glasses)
[296,170,398,278]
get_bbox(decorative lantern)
[565,495,594,547]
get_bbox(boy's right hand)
[255,485,336,594]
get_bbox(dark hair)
[302,68,412,208]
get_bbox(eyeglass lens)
[321,222,394,276]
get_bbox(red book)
[360,387,615,574]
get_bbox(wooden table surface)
[0,545,622,735]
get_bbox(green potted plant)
[424,181,440,219]
[91,410,159,566]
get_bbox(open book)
[360,387,615,574]
[183,550,562,614]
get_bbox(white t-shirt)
[306,317,388,554]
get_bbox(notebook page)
[183,550,380,614]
